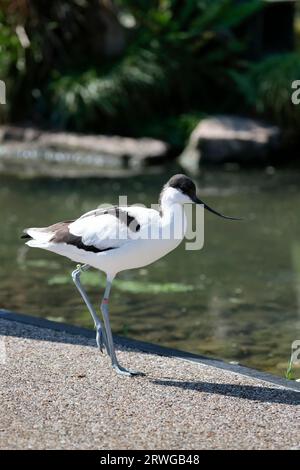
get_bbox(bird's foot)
[112,363,145,377]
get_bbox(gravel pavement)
[0,317,299,450]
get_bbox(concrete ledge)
[1,309,299,393]
[1,309,299,449]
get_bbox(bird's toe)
[112,364,145,377]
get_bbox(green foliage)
[0,14,23,74]
[0,9,25,120]
[285,356,295,380]
[232,53,300,131]
[0,0,263,140]
[49,48,166,131]
[139,112,206,147]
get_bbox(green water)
[1,167,300,376]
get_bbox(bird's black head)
[167,174,197,200]
[164,174,242,220]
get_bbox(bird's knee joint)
[72,272,79,282]
[101,299,109,310]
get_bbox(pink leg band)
[102,298,109,304]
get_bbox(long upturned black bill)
[193,196,242,220]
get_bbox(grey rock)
[179,115,281,172]
[0,126,169,177]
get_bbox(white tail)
[25,228,54,243]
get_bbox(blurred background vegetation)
[1,0,300,148]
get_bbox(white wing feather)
[69,206,160,251]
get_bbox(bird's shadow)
[150,378,300,406]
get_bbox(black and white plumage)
[22,174,240,376]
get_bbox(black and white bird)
[21,174,240,376]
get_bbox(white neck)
[159,187,187,239]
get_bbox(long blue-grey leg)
[72,264,108,353]
[100,276,144,377]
